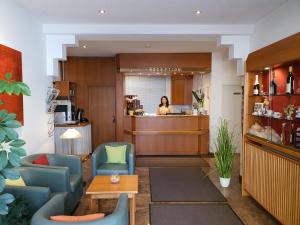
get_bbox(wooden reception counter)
[123,115,209,155]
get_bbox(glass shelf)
[249,93,300,97]
[248,114,300,122]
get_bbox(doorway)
[221,85,242,153]
[88,86,116,149]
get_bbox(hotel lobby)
[0,0,299,224]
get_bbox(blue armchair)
[21,154,83,214]
[92,142,135,177]
[31,194,129,225]
[3,167,68,219]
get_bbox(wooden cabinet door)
[171,76,192,105]
[88,87,116,149]
[184,77,192,104]
[171,76,185,105]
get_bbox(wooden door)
[88,87,116,149]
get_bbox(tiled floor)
[74,155,280,225]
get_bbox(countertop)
[124,114,209,117]
[54,122,91,128]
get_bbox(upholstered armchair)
[92,142,135,177]
[3,167,68,218]
[30,194,129,225]
[21,154,83,213]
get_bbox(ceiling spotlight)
[264,67,270,70]
[82,45,87,49]
[195,10,201,15]
[98,9,106,14]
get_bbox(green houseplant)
[214,118,235,187]
[0,72,30,215]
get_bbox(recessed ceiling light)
[195,10,201,15]
[98,9,106,14]
[83,45,87,49]
[264,67,270,70]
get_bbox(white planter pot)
[220,177,231,187]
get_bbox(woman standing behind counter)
[156,96,173,115]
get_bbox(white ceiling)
[15,0,287,24]
[67,35,218,57]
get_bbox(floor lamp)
[60,128,82,155]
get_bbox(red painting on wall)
[0,44,23,124]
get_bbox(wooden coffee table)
[86,175,138,225]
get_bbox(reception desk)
[123,115,209,155]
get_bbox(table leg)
[98,199,102,212]
[130,195,136,225]
[90,197,97,213]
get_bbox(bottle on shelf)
[270,70,277,95]
[281,123,286,144]
[286,66,294,94]
[290,123,295,145]
[253,74,260,96]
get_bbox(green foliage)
[0,74,30,215]
[214,119,236,178]
[0,197,30,225]
[0,73,31,97]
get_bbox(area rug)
[150,203,244,225]
[136,156,210,167]
[149,167,226,202]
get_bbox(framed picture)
[254,103,264,113]
[0,44,23,124]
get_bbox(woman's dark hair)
[159,96,169,107]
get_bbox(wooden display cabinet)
[53,81,77,101]
[171,75,193,105]
[243,33,300,225]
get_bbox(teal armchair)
[20,154,83,214]
[92,142,135,177]
[3,167,68,219]
[31,194,129,225]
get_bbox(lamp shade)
[60,128,82,139]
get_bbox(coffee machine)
[54,100,75,123]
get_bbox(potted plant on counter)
[214,118,235,187]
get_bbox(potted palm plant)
[214,118,235,187]
[0,72,30,215]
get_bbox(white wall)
[0,0,54,154]
[250,0,300,52]
[210,49,242,153]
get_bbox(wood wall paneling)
[63,57,116,149]
[88,87,116,149]
[244,142,300,225]
[116,73,125,141]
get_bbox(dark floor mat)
[150,203,244,225]
[150,167,226,202]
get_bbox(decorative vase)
[220,177,231,187]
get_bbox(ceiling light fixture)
[264,67,270,70]
[83,45,87,49]
[98,9,106,14]
[195,10,201,15]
